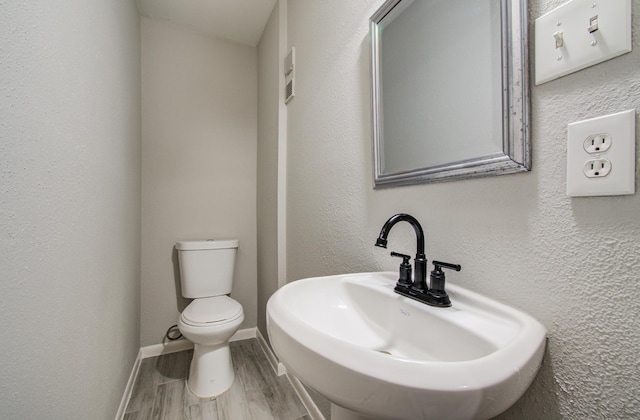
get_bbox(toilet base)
[187,342,235,398]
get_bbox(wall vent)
[285,73,295,104]
[285,47,295,104]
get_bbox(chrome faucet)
[375,213,461,307]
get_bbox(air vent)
[285,73,295,104]
[284,47,295,104]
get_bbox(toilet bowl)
[175,239,243,398]
[178,296,244,397]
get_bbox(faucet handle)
[430,260,461,295]
[390,252,413,286]
[432,260,461,273]
[390,251,411,261]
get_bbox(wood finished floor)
[124,339,310,420]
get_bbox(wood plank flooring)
[124,339,310,420]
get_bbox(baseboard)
[114,349,142,420]
[139,338,194,359]
[230,327,257,342]
[139,327,257,359]
[255,329,324,420]
[256,328,287,376]
[286,372,326,420]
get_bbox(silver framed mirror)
[371,0,530,188]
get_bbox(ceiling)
[137,0,277,46]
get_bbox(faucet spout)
[375,213,427,291]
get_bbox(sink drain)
[377,350,392,355]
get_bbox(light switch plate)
[535,0,632,85]
[566,109,636,197]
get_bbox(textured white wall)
[0,1,141,418]
[141,18,258,346]
[286,0,640,418]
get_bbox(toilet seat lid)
[182,296,243,326]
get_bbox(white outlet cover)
[535,0,632,85]
[567,109,636,197]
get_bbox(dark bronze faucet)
[375,213,460,307]
[375,213,428,291]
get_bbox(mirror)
[370,0,530,187]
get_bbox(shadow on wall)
[495,343,561,419]
[172,247,191,314]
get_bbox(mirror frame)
[370,0,530,188]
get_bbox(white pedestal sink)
[267,272,546,420]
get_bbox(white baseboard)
[140,338,194,359]
[286,372,326,420]
[255,328,324,420]
[256,328,287,376]
[139,327,257,359]
[114,349,142,420]
[230,327,257,342]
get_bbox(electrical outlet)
[583,133,611,154]
[566,109,636,197]
[583,159,611,178]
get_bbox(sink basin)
[266,272,546,420]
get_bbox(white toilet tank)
[176,239,239,298]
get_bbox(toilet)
[176,239,244,398]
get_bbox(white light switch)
[535,0,632,85]
[566,109,636,197]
